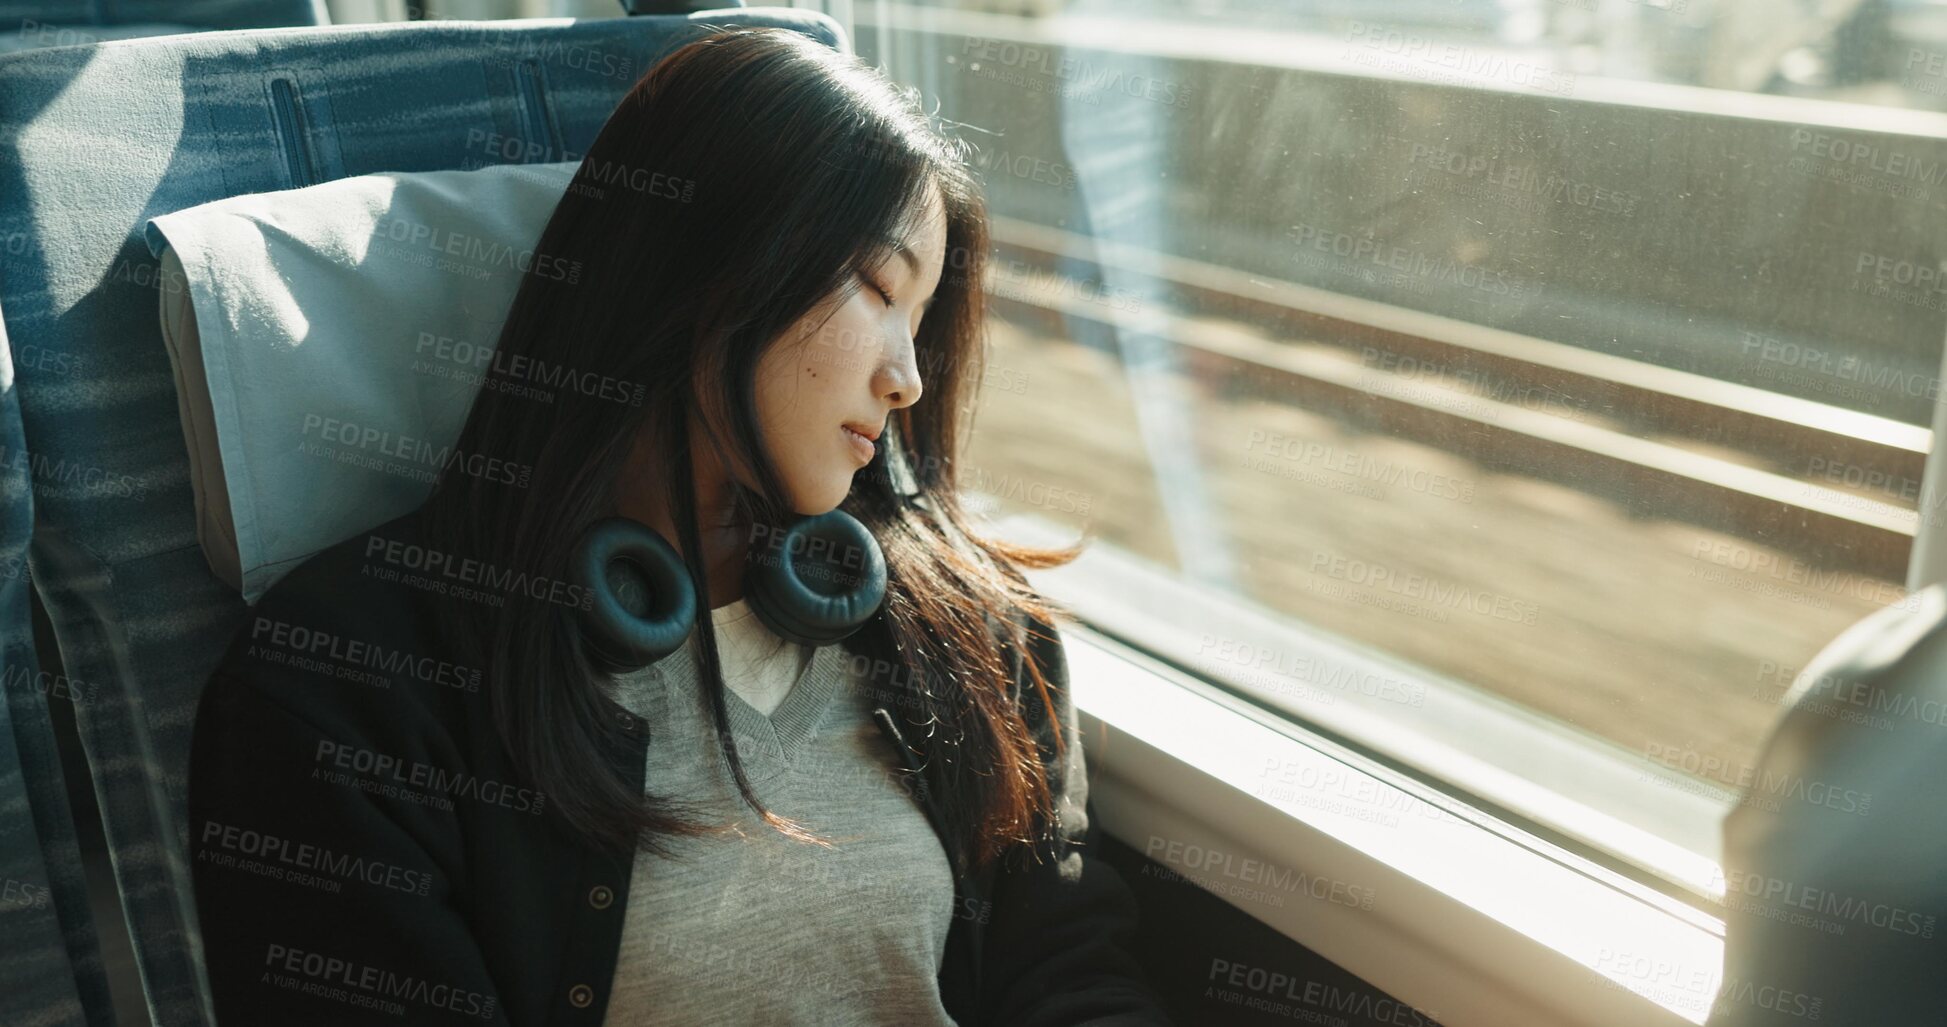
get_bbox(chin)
[786,477,851,517]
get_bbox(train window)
[851,0,1947,901]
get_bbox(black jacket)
[186,507,1172,1026]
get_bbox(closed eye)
[860,271,895,309]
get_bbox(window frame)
[1907,345,1947,590]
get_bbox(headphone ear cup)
[744,508,887,647]
[570,517,698,674]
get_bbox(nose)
[878,332,924,410]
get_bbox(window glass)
[860,0,1947,891]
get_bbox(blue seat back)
[0,9,844,1024]
[0,0,327,47]
[0,314,116,1027]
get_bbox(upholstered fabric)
[0,23,201,53]
[0,0,328,55]
[0,0,325,32]
[148,160,580,603]
[0,10,843,1025]
[0,315,116,1027]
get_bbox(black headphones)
[568,509,888,675]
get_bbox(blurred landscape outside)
[846,0,1947,864]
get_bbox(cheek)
[755,299,885,442]
[752,343,849,449]
[807,303,884,382]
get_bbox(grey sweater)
[601,603,960,1026]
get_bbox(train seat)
[0,7,842,1023]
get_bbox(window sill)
[1061,624,1725,1026]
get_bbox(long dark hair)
[417,26,1086,877]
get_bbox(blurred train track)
[985,213,1927,584]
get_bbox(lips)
[842,424,876,462]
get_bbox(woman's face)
[747,185,947,514]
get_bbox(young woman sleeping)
[187,25,1172,1027]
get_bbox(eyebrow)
[883,238,922,277]
[882,237,937,312]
